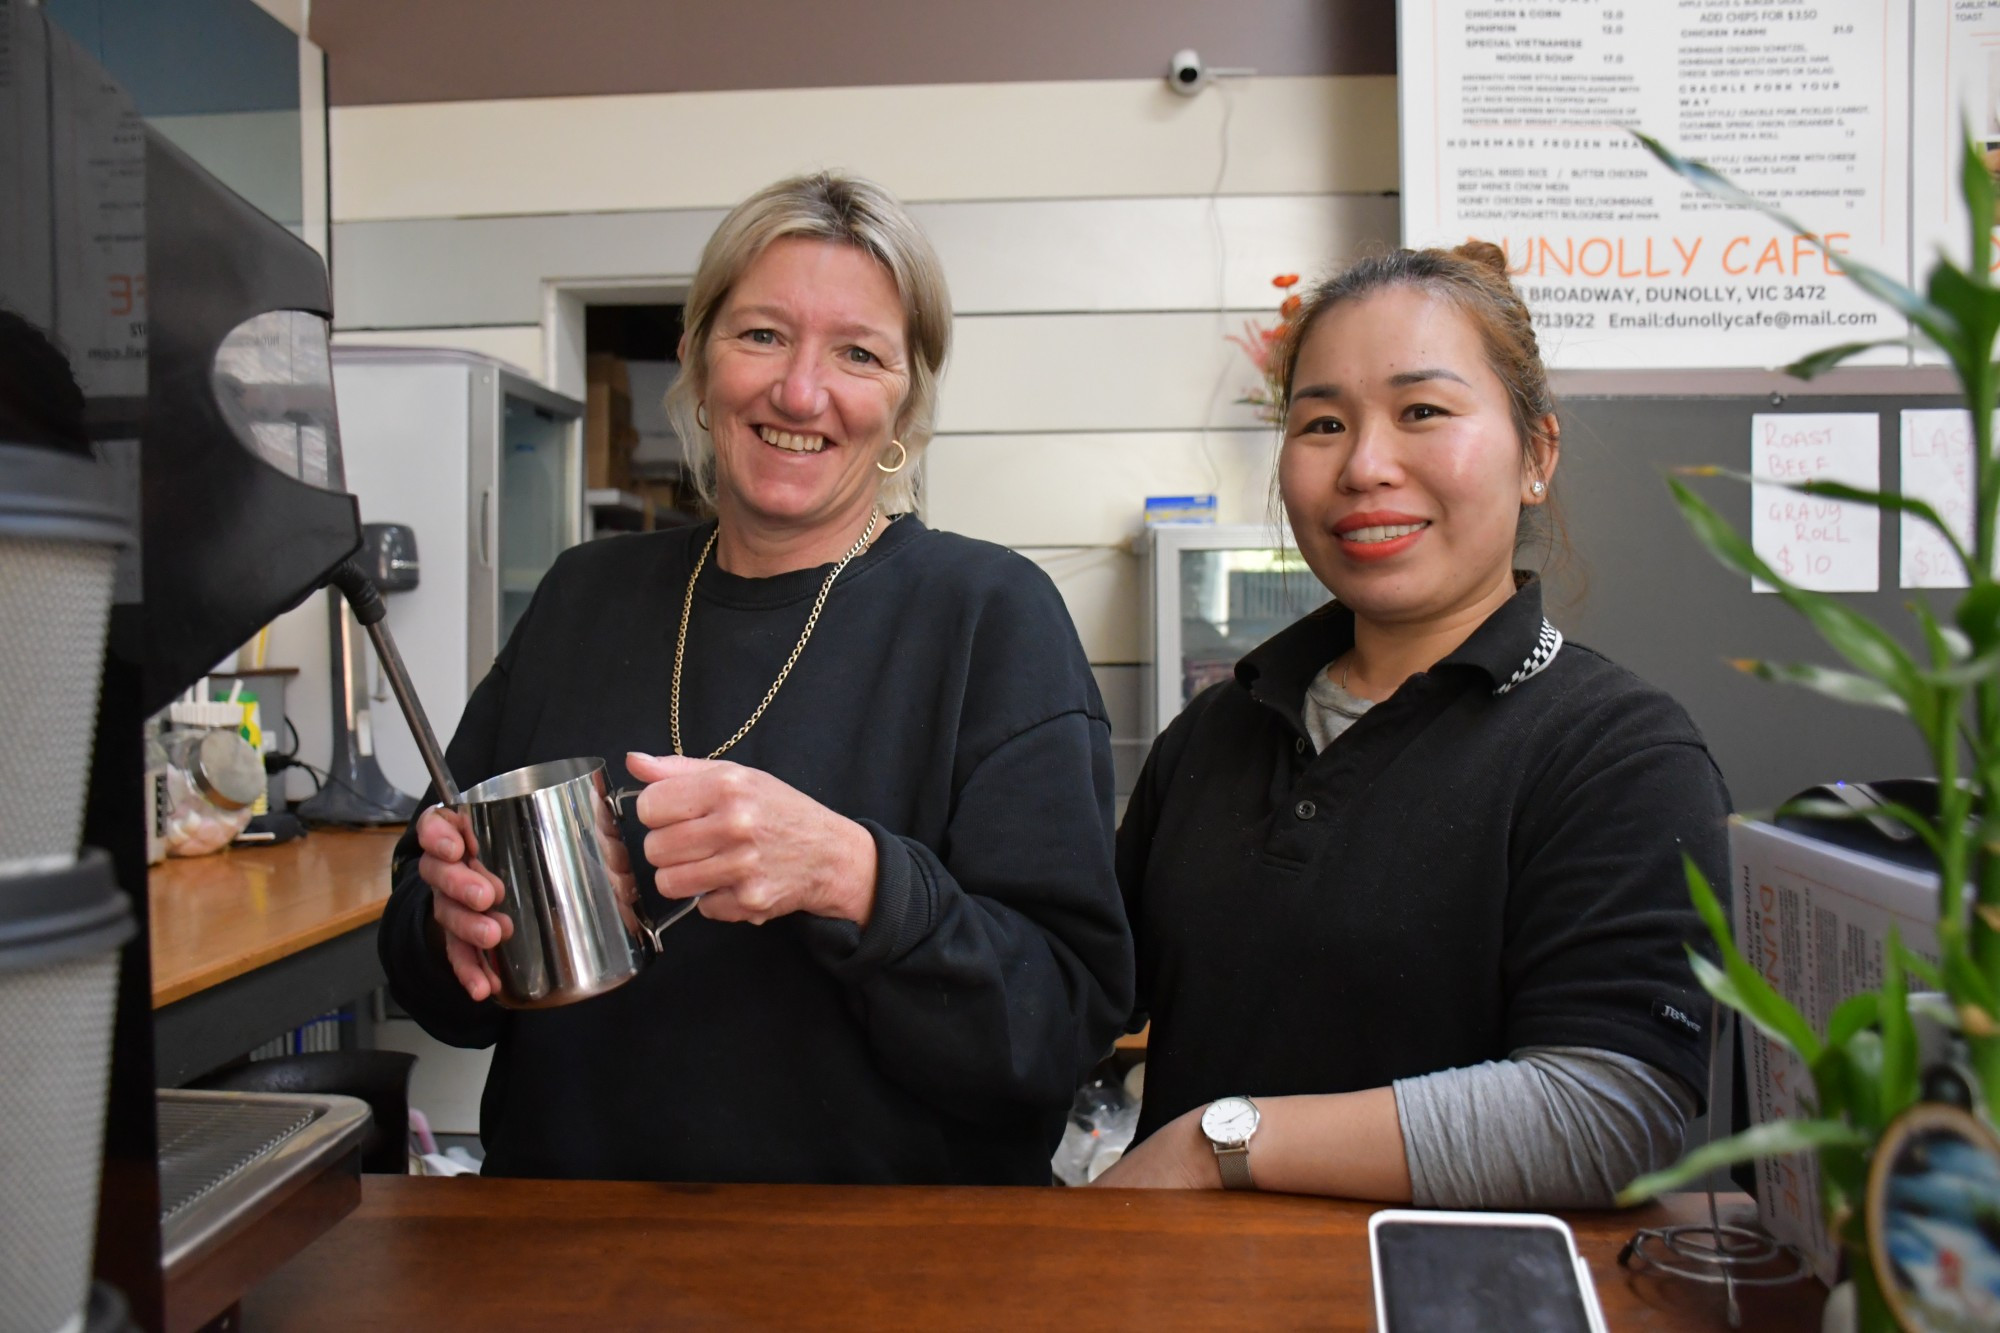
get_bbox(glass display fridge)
[1142,523,1332,737]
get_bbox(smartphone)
[1368,1209,1609,1333]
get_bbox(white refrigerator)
[328,347,584,798]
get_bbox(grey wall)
[1555,388,1961,813]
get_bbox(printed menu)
[1401,1,1912,369]
[1912,2,2000,327]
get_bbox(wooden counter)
[244,1178,1822,1330]
[150,829,399,1007]
[150,829,400,1084]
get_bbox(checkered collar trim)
[1494,618,1563,696]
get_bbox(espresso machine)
[0,4,378,1328]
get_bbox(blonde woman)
[383,173,1132,1184]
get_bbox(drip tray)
[156,1090,370,1332]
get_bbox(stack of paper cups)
[0,442,135,1333]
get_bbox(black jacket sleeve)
[796,712,1131,1122]
[1501,684,1732,1100]
[793,561,1134,1125]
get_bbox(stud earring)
[1531,480,1546,495]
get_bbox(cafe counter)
[242,1178,1821,1329]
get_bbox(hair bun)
[1450,239,1512,280]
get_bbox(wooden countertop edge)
[151,897,389,1009]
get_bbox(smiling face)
[1278,285,1557,630]
[697,237,911,549]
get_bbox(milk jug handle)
[604,786,704,950]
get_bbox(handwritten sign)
[1899,409,1976,590]
[1750,413,1879,593]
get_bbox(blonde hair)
[665,172,952,514]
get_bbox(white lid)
[166,701,243,729]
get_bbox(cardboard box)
[585,353,634,490]
[1729,817,1941,1283]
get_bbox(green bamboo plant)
[1613,130,2000,1324]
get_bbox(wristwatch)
[1201,1095,1261,1190]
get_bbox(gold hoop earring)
[695,403,711,432]
[876,439,908,475]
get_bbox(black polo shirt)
[1118,578,1730,1143]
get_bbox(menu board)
[1400,0,1911,370]
[1912,2,2000,320]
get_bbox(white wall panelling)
[331,194,1399,332]
[1023,546,1144,665]
[915,194,1398,318]
[333,326,544,381]
[925,430,1280,550]
[330,76,1396,222]
[334,209,725,330]
[939,313,1275,435]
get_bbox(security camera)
[1168,49,1207,97]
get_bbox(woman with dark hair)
[1096,243,1728,1205]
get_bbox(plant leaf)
[1684,855,1822,1060]
[1956,584,2000,655]
[1786,338,1922,380]
[1879,929,1919,1122]
[1965,128,1996,281]
[1819,1033,1879,1131]
[1616,1118,1870,1205]
[1728,659,1907,712]
[1824,992,1881,1048]
[1901,949,1948,992]
[1945,948,2000,1015]
[1928,263,2000,389]
[1632,131,1962,357]
[1677,465,1971,576]
[1668,478,1927,707]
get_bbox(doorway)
[543,279,700,534]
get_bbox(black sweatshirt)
[378,516,1134,1183]
[1118,578,1730,1142]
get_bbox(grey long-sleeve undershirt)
[1305,670,1697,1208]
[1393,1046,1696,1208]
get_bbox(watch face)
[1203,1096,1259,1146]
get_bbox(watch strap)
[1213,1141,1255,1190]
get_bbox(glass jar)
[160,727,263,856]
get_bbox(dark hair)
[1272,242,1574,580]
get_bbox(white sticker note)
[1750,413,1880,594]
[1900,409,1975,590]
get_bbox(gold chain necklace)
[670,507,882,759]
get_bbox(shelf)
[585,488,647,514]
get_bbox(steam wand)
[325,559,462,808]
